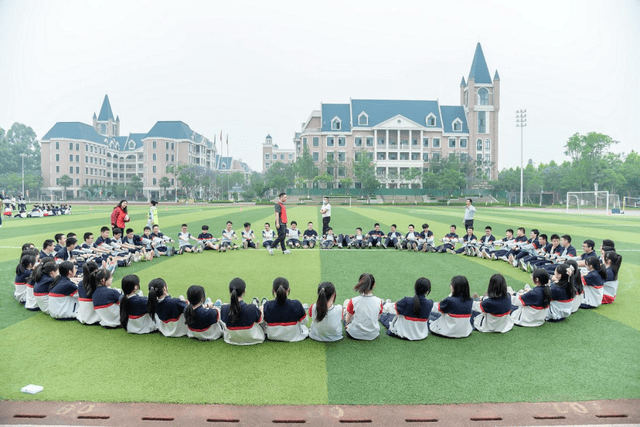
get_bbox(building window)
[153,166,157,173]
[422,153,429,162]
[152,153,157,161]
[280,154,285,160]
[55,154,60,161]
[453,120,462,131]
[171,154,174,162]
[338,137,345,147]
[266,162,270,168]
[366,137,373,147]
[378,138,385,146]
[389,152,398,160]
[355,137,362,147]
[377,152,386,160]
[432,152,441,161]
[478,111,486,133]
[422,138,429,147]
[476,139,483,151]
[69,166,73,174]
[313,137,319,147]
[76,167,79,174]
[153,141,157,149]
[411,152,420,160]
[400,152,409,160]
[288,153,293,160]
[485,139,491,151]
[358,112,368,126]
[485,153,491,162]
[68,142,73,150]
[460,138,468,148]
[56,178,59,185]
[55,141,59,150]
[432,138,440,148]
[85,167,88,174]
[312,152,319,161]
[426,114,436,126]
[265,154,270,159]
[153,178,157,185]
[56,165,60,173]
[460,153,468,162]
[76,143,80,151]
[478,88,489,105]
[400,139,408,148]
[449,138,456,148]
[327,136,334,147]
[166,153,169,161]
[331,118,341,130]
[302,137,307,147]
[477,153,483,161]
[166,141,169,149]
[326,152,334,162]
[412,139,418,147]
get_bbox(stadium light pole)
[21,154,26,198]
[516,110,527,207]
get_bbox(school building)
[292,43,500,189]
[40,95,220,200]
[262,134,296,172]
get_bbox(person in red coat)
[111,200,130,230]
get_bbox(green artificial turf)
[1,204,639,405]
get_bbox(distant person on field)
[147,200,158,228]
[269,193,290,255]
[464,198,475,230]
[321,197,331,236]
[111,200,130,231]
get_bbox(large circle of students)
[13,220,622,343]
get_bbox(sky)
[0,0,638,173]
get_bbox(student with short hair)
[348,227,366,249]
[48,261,79,320]
[241,222,260,250]
[476,226,496,258]
[309,282,342,342]
[471,274,514,333]
[76,261,101,325]
[485,229,515,260]
[418,224,435,252]
[262,277,308,342]
[580,257,607,309]
[151,224,176,256]
[262,223,276,250]
[547,264,575,322]
[434,225,459,253]
[452,227,476,254]
[343,273,383,340]
[576,239,598,268]
[502,227,528,263]
[402,224,419,251]
[383,224,402,249]
[148,278,188,337]
[302,222,318,249]
[184,285,222,341]
[528,233,561,269]
[220,221,239,252]
[33,260,59,314]
[120,275,157,334]
[147,200,158,228]
[40,239,56,261]
[429,275,473,338]
[380,277,433,340]
[54,233,66,253]
[602,251,622,304]
[270,192,291,255]
[90,268,122,328]
[14,253,36,303]
[178,223,201,254]
[509,269,552,327]
[366,223,385,248]
[220,278,265,345]
[286,221,302,249]
[198,225,220,251]
[321,228,336,249]
[509,229,540,267]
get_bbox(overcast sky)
[1,0,638,173]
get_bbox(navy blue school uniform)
[429,295,473,337]
[367,229,385,245]
[436,233,458,252]
[581,270,604,308]
[186,305,219,331]
[511,286,549,327]
[49,276,78,319]
[506,235,528,257]
[127,295,150,317]
[155,296,189,337]
[382,295,433,340]
[55,247,72,262]
[262,299,309,341]
[606,266,615,282]
[39,250,54,261]
[14,268,32,303]
[123,295,156,334]
[34,275,53,297]
[384,231,402,247]
[220,301,265,345]
[581,251,597,261]
[455,234,477,253]
[472,295,514,333]
[92,286,122,327]
[547,284,574,321]
[303,229,318,240]
[75,280,100,324]
[54,243,63,253]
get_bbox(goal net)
[623,196,640,212]
[566,191,620,214]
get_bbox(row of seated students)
[13,241,622,343]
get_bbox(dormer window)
[478,88,489,105]
[426,113,437,127]
[129,141,135,149]
[331,117,341,130]
[358,112,368,126]
[452,118,462,132]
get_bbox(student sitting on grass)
[90,268,122,328]
[565,260,584,313]
[471,274,514,333]
[380,277,433,340]
[262,277,308,342]
[286,221,302,249]
[602,251,622,304]
[48,261,79,320]
[348,227,367,249]
[302,222,318,249]
[418,223,435,252]
[14,253,35,303]
[429,275,473,338]
[220,221,239,252]
[151,224,176,257]
[321,228,336,249]
[309,282,342,342]
[198,225,220,251]
[402,224,419,251]
[220,278,265,345]
[33,260,59,314]
[451,226,477,255]
[383,224,402,249]
[434,225,459,253]
[77,261,101,325]
[184,285,222,341]
[241,222,259,250]
[580,257,606,309]
[148,278,188,337]
[24,249,41,311]
[547,264,575,322]
[262,223,276,251]
[509,269,551,327]
[343,273,383,340]
[178,223,201,254]
[120,275,157,334]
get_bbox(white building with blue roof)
[294,43,499,188]
[40,95,218,199]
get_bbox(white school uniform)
[571,291,584,313]
[429,298,473,338]
[344,295,383,340]
[49,293,78,319]
[14,278,27,303]
[510,290,549,327]
[582,276,604,308]
[309,304,343,342]
[472,301,514,333]
[25,283,39,310]
[602,280,618,304]
[188,323,223,341]
[127,314,157,334]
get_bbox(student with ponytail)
[262,277,308,342]
[580,257,606,309]
[380,277,433,340]
[76,261,101,324]
[91,268,122,328]
[24,249,41,311]
[471,274,514,333]
[33,260,59,314]
[14,253,36,303]
[429,275,473,338]
[184,285,222,341]
[309,282,342,342]
[563,260,584,313]
[120,275,156,334]
[147,278,188,337]
[219,278,264,345]
[343,273,383,340]
[602,251,622,304]
[547,264,575,322]
[49,261,79,319]
[510,269,551,327]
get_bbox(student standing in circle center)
[269,192,291,255]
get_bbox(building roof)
[321,103,352,132]
[440,106,469,133]
[41,122,106,144]
[97,95,115,121]
[468,43,492,84]
[494,70,500,81]
[215,155,233,170]
[145,121,207,145]
[120,133,146,151]
[351,99,441,128]
[460,76,466,87]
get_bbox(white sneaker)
[269,248,274,255]
[283,250,291,254]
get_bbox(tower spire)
[468,43,492,84]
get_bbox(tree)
[439,169,466,195]
[0,123,41,175]
[59,175,73,199]
[352,150,379,196]
[129,175,143,199]
[564,132,619,190]
[621,151,640,196]
[339,177,353,195]
[294,145,319,189]
[176,165,199,199]
[159,176,172,199]
[265,162,294,194]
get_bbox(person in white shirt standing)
[321,197,331,236]
[464,198,476,230]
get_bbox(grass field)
[1,203,638,405]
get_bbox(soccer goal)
[566,191,620,215]
[622,196,640,213]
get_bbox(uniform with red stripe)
[220,301,265,345]
[49,275,78,319]
[92,285,122,327]
[387,295,433,340]
[186,305,222,341]
[125,294,157,334]
[429,295,473,338]
[262,299,308,342]
[472,295,513,333]
[154,295,188,337]
[511,285,550,327]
